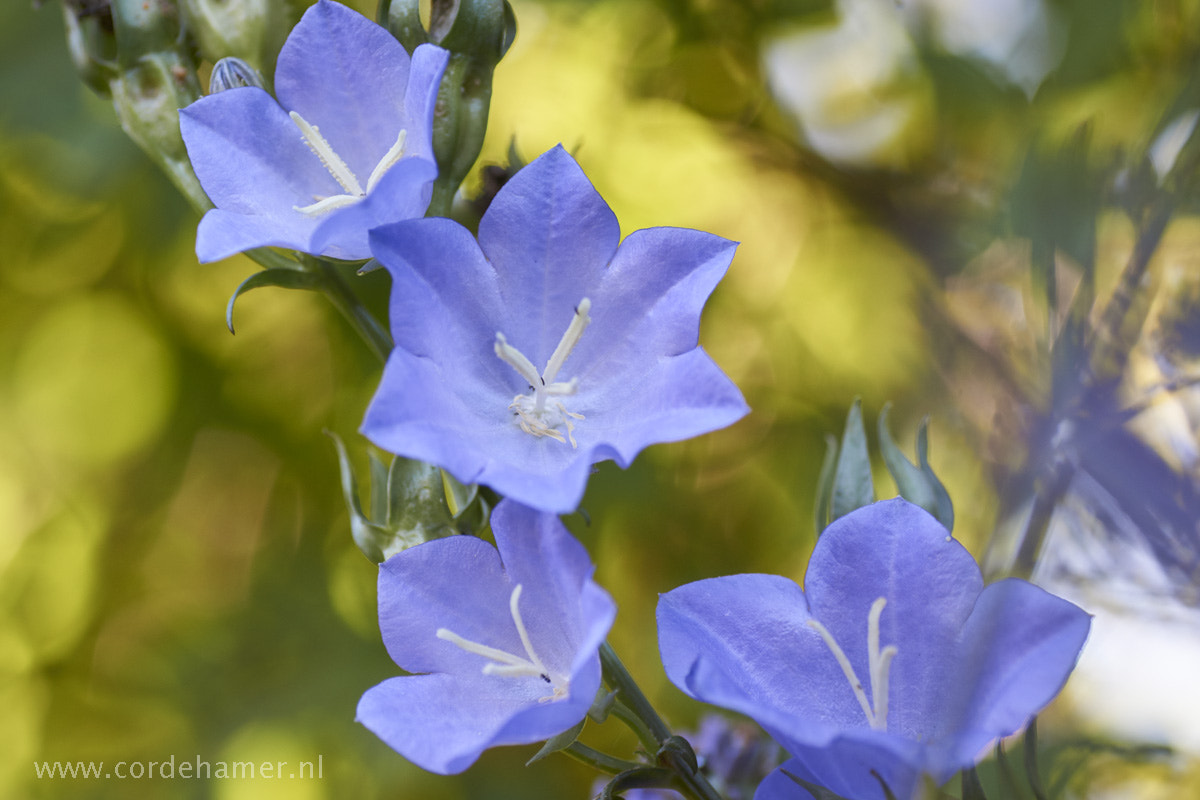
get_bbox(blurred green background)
[4,0,1200,797]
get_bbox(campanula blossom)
[657,498,1091,799]
[179,0,447,261]
[361,145,749,512]
[356,499,616,774]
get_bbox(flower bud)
[179,0,289,83]
[208,57,264,94]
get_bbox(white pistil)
[436,584,565,701]
[289,111,363,196]
[494,299,591,447]
[807,596,897,732]
[288,110,408,216]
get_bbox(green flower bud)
[209,57,264,93]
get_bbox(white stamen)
[495,333,544,389]
[494,299,591,446]
[543,299,591,385]
[807,617,877,727]
[289,111,363,196]
[366,129,408,193]
[808,596,897,732]
[294,194,365,217]
[288,111,409,216]
[436,584,562,695]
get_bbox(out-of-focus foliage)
[4,0,1200,797]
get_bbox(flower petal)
[582,347,748,467]
[477,145,621,361]
[578,227,739,370]
[921,578,1090,780]
[274,0,413,181]
[310,156,437,259]
[657,574,867,746]
[803,498,984,744]
[356,672,545,775]
[403,44,449,162]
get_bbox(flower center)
[288,110,408,216]
[436,584,568,702]
[493,299,591,448]
[806,596,898,732]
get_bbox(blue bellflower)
[179,0,448,261]
[356,499,617,774]
[657,498,1091,800]
[361,145,749,512]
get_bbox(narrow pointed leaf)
[831,398,873,523]
[815,433,838,533]
[326,430,387,563]
[526,718,585,766]
[226,267,320,334]
[962,766,989,800]
[1023,718,1048,800]
[878,403,937,514]
[916,417,955,532]
[599,767,676,799]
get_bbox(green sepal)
[1023,718,1048,800]
[814,433,838,534]
[830,398,874,524]
[878,405,954,532]
[377,0,428,53]
[327,431,393,564]
[656,735,699,776]
[526,718,585,766]
[225,267,320,334]
[961,766,989,800]
[588,687,620,724]
[597,767,677,800]
[915,417,955,532]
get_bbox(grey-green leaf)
[831,398,874,523]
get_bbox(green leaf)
[526,718,585,766]
[831,398,873,523]
[915,417,955,532]
[815,433,838,534]
[225,267,319,334]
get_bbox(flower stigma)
[494,299,591,447]
[436,584,568,702]
[806,597,898,731]
[289,110,408,216]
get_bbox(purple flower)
[361,145,749,512]
[356,499,616,774]
[179,0,447,262]
[657,498,1091,800]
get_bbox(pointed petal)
[583,347,748,467]
[180,87,338,215]
[274,0,412,181]
[193,207,317,263]
[402,44,450,161]
[657,574,868,746]
[490,501,616,671]
[923,578,1090,780]
[577,227,739,369]
[376,533,527,676]
[310,157,437,259]
[477,146,621,362]
[356,673,540,775]
[803,499,984,743]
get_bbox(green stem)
[298,255,393,363]
[561,742,644,776]
[598,642,726,800]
